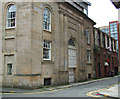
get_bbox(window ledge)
[87,62,92,65]
[3,52,14,55]
[5,27,15,30]
[41,60,55,64]
[5,36,15,40]
[87,43,90,45]
[43,29,52,33]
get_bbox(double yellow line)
[86,83,120,98]
[0,87,68,95]
[86,87,107,98]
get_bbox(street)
[1,75,120,99]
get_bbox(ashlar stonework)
[0,2,95,88]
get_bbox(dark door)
[104,66,107,77]
[114,67,118,75]
[98,63,101,78]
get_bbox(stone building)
[94,28,118,78]
[0,1,95,88]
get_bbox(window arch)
[6,4,16,28]
[43,7,51,31]
[68,38,75,47]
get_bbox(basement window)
[88,74,91,79]
[7,63,12,75]
[44,78,51,86]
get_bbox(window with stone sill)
[86,30,90,44]
[98,31,101,46]
[7,63,12,75]
[43,7,51,31]
[43,40,51,60]
[87,50,90,63]
[6,4,16,28]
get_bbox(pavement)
[0,75,120,98]
[98,84,120,98]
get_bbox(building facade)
[94,28,118,78]
[109,21,119,52]
[99,20,120,67]
[0,1,96,88]
[99,21,119,53]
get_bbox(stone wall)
[0,1,2,86]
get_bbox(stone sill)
[87,43,90,45]
[14,74,42,76]
[41,60,55,64]
[3,52,14,55]
[68,67,77,68]
[43,29,52,33]
[5,27,15,30]
[5,36,15,40]
[87,63,92,65]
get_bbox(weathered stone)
[0,2,95,88]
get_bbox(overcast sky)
[88,0,118,27]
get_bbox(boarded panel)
[69,69,74,83]
[68,49,76,68]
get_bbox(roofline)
[82,0,91,6]
[109,21,118,24]
[65,2,96,25]
[94,27,117,41]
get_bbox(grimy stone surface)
[0,1,2,86]
[0,2,95,88]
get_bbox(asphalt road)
[1,75,120,99]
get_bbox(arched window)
[6,4,16,28]
[68,38,75,46]
[43,7,51,31]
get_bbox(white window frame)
[43,40,51,60]
[87,50,90,63]
[6,4,16,28]
[43,7,51,31]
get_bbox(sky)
[88,0,118,27]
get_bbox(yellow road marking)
[86,83,120,98]
[1,82,120,95]
[0,87,69,95]
[86,88,107,98]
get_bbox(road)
[1,75,120,99]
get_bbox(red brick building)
[94,28,118,78]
